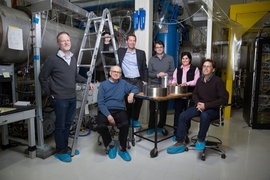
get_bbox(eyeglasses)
[155,46,164,49]
[202,65,213,69]
[111,70,121,74]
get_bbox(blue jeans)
[51,97,76,152]
[176,106,219,142]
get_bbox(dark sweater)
[39,53,86,99]
[98,79,139,117]
[192,75,228,109]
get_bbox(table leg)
[150,101,158,158]
[1,125,9,148]
[28,117,36,158]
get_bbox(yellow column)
[225,1,270,118]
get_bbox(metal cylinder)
[0,5,115,67]
[0,5,31,64]
[147,84,167,97]
[161,75,169,88]
[0,5,89,64]
[167,85,188,94]
[155,22,180,67]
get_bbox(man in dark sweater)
[167,59,228,154]
[96,65,139,161]
[39,32,94,163]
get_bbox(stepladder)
[70,8,119,156]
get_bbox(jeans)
[51,97,76,152]
[176,106,219,142]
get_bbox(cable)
[41,11,49,44]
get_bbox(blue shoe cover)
[55,153,72,162]
[130,119,141,127]
[172,136,176,142]
[118,151,131,161]
[167,144,185,154]
[146,129,154,135]
[195,141,206,151]
[108,144,117,159]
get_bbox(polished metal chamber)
[167,85,188,94]
[146,84,167,97]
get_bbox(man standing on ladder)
[103,33,148,127]
[39,32,94,163]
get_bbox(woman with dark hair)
[171,52,200,141]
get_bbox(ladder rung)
[87,32,98,36]
[91,16,102,21]
[101,35,114,38]
[104,65,114,68]
[81,48,95,51]
[78,64,91,68]
[101,51,116,54]
[93,18,109,23]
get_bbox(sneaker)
[172,136,176,142]
[195,140,206,151]
[66,147,80,156]
[55,153,72,162]
[118,150,131,161]
[108,144,117,159]
[167,142,185,154]
[146,128,154,135]
[130,119,141,127]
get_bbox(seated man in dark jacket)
[167,59,229,154]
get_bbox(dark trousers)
[176,106,219,142]
[96,110,129,150]
[173,98,194,135]
[148,101,168,129]
[124,78,143,120]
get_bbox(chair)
[186,105,230,161]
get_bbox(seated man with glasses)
[167,59,228,154]
[96,65,139,161]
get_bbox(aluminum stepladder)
[70,8,119,156]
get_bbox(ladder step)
[81,48,95,52]
[101,51,116,54]
[86,32,98,36]
[91,16,103,21]
[104,65,114,68]
[78,64,91,68]
[93,18,109,23]
[101,34,114,39]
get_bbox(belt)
[124,77,140,81]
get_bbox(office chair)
[186,105,230,161]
